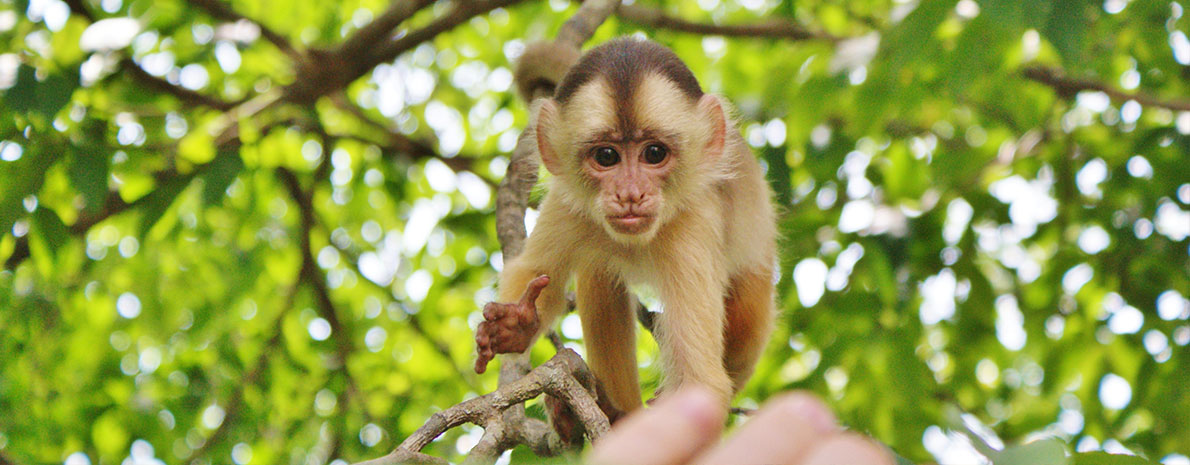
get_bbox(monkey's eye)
[593,147,620,167]
[643,144,668,164]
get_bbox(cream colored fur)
[500,71,776,411]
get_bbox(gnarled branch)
[353,349,608,465]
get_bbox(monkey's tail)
[513,41,581,104]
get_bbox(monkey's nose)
[616,190,646,205]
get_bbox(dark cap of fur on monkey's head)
[554,37,704,106]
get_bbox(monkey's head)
[532,38,734,245]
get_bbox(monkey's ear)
[535,99,564,175]
[697,94,728,160]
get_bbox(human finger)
[694,392,838,465]
[587,386,725,465]
[802,434,894,465]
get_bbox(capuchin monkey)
[476,37,776,425]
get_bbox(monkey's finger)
[518,275,551,307]
[483,302,508,320]
[693,392,838,465]
[586,386,724,465]
[477,320,497,340]
[475,349,493,374]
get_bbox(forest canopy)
[1,0,1189,464]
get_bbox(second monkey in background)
[475,37,777,419]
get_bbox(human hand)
[587,387,893,465]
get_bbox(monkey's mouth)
[607,214,655,234]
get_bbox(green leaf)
[179,131,217,164]
[945,0,1023,93]
[201,149,243,206]
[881,143,930,204]
[894,451,917,465]
[30,207,69,258]
[762,145,792,206]
[0,146,62,235]
[6,65,38,115]
[1070,452,1161,465]
[990,439,1068,465]
[882,0,958,69]
[6,65,79,119]
[1043,0,1094,65]
[137,176,192,238]
[68,145,110,215]
[91,411,129,458]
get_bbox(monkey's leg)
[576,267,641,413]
[723,267,776,393]
[655,269,733,404]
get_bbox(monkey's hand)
[474,275,550,374]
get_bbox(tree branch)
[334,0,437,61]
[286,0,525,104]
[327,93,479,174]
[368,0,524,75]
[181,269,301,463]
[113,58,241,111]
[277,167,356,363]
[1023,65,1190,112]
[354,349,608,465]
[496,0,620,258]
[61,0,240,111]
[4,166,201,270]
[186,0,301,60]
[615,2,839,42]
[279,165,365,458]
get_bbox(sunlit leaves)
[1,1,1189,465]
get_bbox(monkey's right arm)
[474,208,575,373]
[473,38,582,374]
[473,273,549,373]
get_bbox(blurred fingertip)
[663,386,727,430]
[803,434,895,465]
[766,392,838,434]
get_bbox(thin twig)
[1023,65,1190,112]
[615,2,839,43]
[119,58,239,110]
[280,165,365,458]
[327,93,478,173]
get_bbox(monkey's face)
[535,73,728,245]
[582,138,675,240]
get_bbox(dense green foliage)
[2,0,1188,464]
